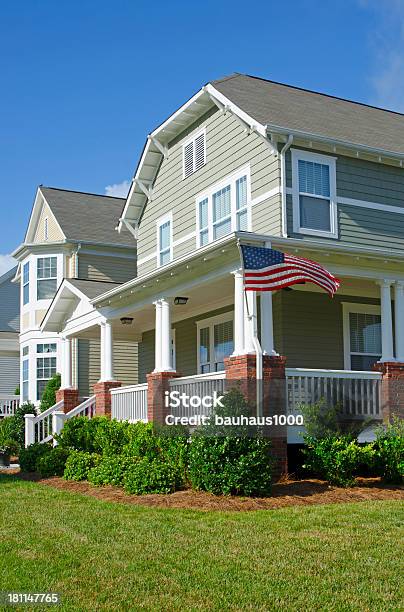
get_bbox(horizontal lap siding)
[286,148,404,250]
[137,108,278,275]
[33,201,64,243]
[0,355,19,394]
[78,255,136,283]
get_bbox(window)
[183,129,206,178]
[22,346,29,356]
[197,314,234,373]
[35,342,57,401]
[23,262,30,305]
[22,359,29,402]
[196,167,251,247]
[157,213,172,267]
[37,256,57,300]
[292,150,337,238]
[343,304,381,370]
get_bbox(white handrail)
[286,368,381,380]
[111,383,148,395]
[0,395,20,417]
[32,400,64,423]
[172,372,226,384]
[65,395,96,419]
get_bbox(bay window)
[292,150,337,238]
[36,342,57,400]
[37,257,57,300]
[23,261,30,305]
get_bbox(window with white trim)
[22,352,29,402]
[183,129,206,178]
[292,149,337,238]
[343,304,381,370]
[36,341,57,401]
[196,167,251,247]
[37,256,57,300]
[197,313,234,373]
[157,214,172,267]
[23,261,30,305]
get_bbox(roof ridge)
[209,72,242,85]
[239,73,404,118]
[40,185,126,200]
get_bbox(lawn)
[0,475,403,611]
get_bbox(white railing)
[24,400,64,446]
[111,384,148,422]
[65,395,96,419]
[286,368,382,419]
[169,372,226,418]
[0,395,20,417]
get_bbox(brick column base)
[373,362,404,422]
[93,381,122,417]
[146,371,181,424]
[56,388,80,414]
[224,353,288,481]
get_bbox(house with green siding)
[28,73,404,471]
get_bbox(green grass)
[0,475,403,611]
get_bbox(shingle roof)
[40,187,134,247]
[67,278,121,300]
[0,267,19,333]
[212,74,404,155]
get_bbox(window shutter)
[183,141,194,178]
[194,132,205,171]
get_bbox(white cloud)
[104,180,131,198]
[0,254,16,277]
[361,0,404,111]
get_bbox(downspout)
[280,135,293,238]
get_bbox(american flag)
[240,245,340,296]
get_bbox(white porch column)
[154,300,162,372]
[61,337,72,388]
[103,321,114,381]
[260,292,277,355]
[379,280,394,362]
[99,322,106,381]
[244,291,256,353]
[232,270,245,356]
[395,281,404,361]
[161,298,174,371]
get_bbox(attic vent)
[183,129,206,178]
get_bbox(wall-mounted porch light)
[120,317,134,325]
[174,297,189,305]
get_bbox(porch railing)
[111,383,148,422]
[0,395,20,417]
[286,368,382,419]
[169,372,226,418]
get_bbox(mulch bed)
[10,471,404,511]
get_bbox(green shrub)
[6,403,36,448]
[303,436,375,487]
[0,418,20,455]
[123,422,161,460]
[93,419,132,456]
[56,416,106,453]
[123,458,180,494]
[15,385,20,396]
[374,417,404,484]
[188,389,273,496]
[36,446,70,477]
[299,400,363,440]
[64,450,101,481]
[39,373,61,412]
[88,455,134,487]
[19,443,51,472]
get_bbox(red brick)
[56,388,80,414]
[93,381,122,417]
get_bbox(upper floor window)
[292,150,337,238]
[37,343,57,354]
[157,213,173,267]
[37,257,57,300]
[183,129,206,179]
[22,262,30,305]
[197,313,234,374]
[196,167,251,248]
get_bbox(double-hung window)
[36,343,57,401]
[22,349,29,402]
[196,167,251,247]
[343,304,381,370]
[197,314,234,373]
[292,150,337,238]
[23,262,30,305]
[157,213,173,267]
[37,257,57,300]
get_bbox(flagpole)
[237,240,263,419]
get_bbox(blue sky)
[0,0,403,273]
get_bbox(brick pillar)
[93,381,122,417]
[224,353,288,480]
[373,362,404,422]
[56,388,80,414]
[146,371,181,424]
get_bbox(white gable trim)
[24,187,66,244]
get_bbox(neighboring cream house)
[0,267,20,396]
[13,186,138,405]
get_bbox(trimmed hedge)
[19,443,51,472]
[88,455,134,487]
[64,451,101,481]
[123,458,180,495]
[36,447,70,477]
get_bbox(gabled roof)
[67,278,121,299]
[0,267,19,333]
[120,72,404,228]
